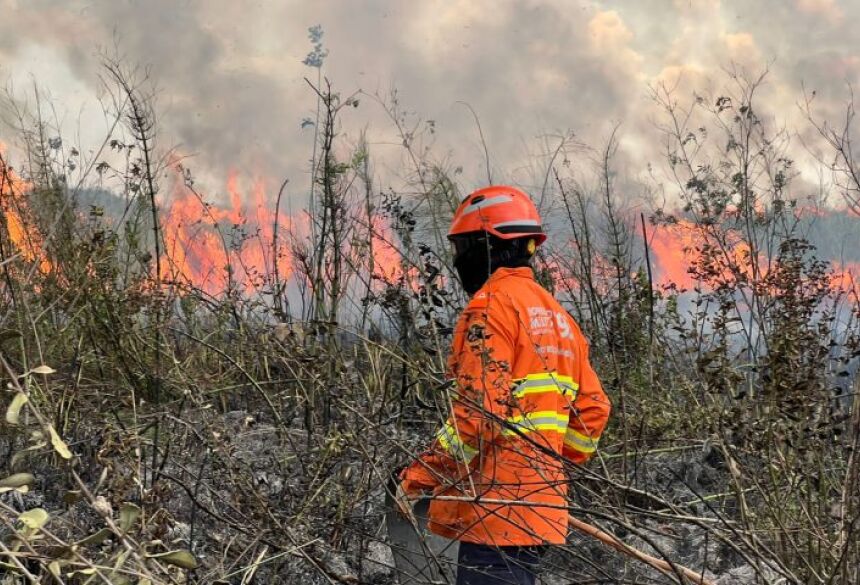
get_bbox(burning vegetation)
[1,62,859,585]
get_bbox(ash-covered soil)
[1,407,790,584]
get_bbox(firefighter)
[398,185,612,585]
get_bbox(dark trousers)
[456,542,545,585]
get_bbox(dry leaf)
[75,528,112,547]
[148,549,199,570]
[5,392,28,425]
[18,508,49,531]
[119,502,141,532]
[10,441,47,469]
[47,425,73,459]
[30,365,56,375]
[63,490,83,505]
[0,473,35,489]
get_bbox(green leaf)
[47,426,73,459]
[148,549,198,570]
[18,508,49,531]
[5,392,28,425]
[119,503,141,533]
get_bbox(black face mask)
[451,234,533,295]
[453,241,492,295]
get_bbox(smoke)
[0,0,859,206]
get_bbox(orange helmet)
[448,185,546,245]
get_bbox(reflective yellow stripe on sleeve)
[564,428,599,454]
[512,372,579,399]
[435,421,479,464]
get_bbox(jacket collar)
[487,266,534,284]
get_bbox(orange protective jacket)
[402,267,611,546]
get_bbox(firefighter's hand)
[394,481,419,526]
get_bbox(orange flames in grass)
[2,143,858,302]
[160,171,298,296]
[831,262,860,294]
[648,220,700,289]
[0,145,51,273]
[160,171,409,297]
[648,219,860,294]
[368,215,417,284]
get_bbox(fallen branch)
[568,514,716,585]
[423,495,715,585]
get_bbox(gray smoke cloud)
[1,0,859,204]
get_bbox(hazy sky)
[1,0,859,204]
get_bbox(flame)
[831,261,860,294]
[542,249,580,294]
[650,220,762,289]
[648,220,701,288]
[160,170,297,297]
[158,171,419,299]
[544,240,637,298]
[3,143,858,306]
[648,218,860,293]
[0,147,51,273]
[368,216,409,282]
